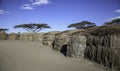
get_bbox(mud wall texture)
[0,32,8,40]
[67,34,86,58]
[42,31,60,46]
[84,35,120,71]
[19,33,34,41]
[9,33,20,40]
[53,30,84,51]
[18,33,44,41]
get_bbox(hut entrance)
[60,45,68,56]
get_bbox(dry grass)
[86,25,120,36]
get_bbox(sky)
[0,0,120,33]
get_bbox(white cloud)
[107,16,120,21]
[107,9,120,21]
[0,9,9,15]
[115,9,120,13]
[20,0,50,10]
[31,0,50,6]
[0,9,4,15]
[20,4,34,10]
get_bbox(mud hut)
[34,33,45,42]
[0,32,8,40]
[42,31,60,46]
[84,26,120,71]
[67,30,87,58]
[53,29,84,52]
[19,33,34,41]
[9,33,20,40]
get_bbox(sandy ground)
[0,40,109,71]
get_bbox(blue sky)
[0,0,120,33]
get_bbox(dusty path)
[0,40,108,71]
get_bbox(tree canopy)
[68,21,96,29]
[0,28,8,32]
[14,23,51,33]
[104,18,120,26]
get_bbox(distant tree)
[68,21,96,29]
[104,22,112,25]
[104,18,120,26]
[111,18,120,24]
[14,23,51,33]
[0,28,8,32]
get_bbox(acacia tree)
[14,23,51,33]
[104,18,120,26]
[68,21,96,29]
[0,28,8,32]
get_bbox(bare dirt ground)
[0,40,109,71]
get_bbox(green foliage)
[0,28,8,32]
[14,23,51,33]
[111,18,120,24]
[68,21,96,29]
[104,18,120,26]
[101,18,120,35]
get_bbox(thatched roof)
[87,25,120,36]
